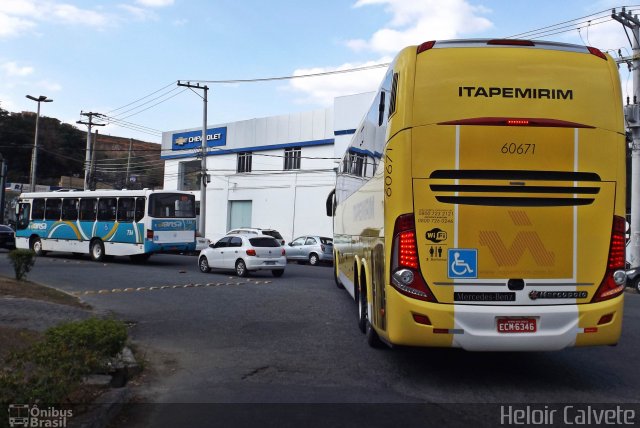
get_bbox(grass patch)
[0,276,87,309]
[0,318,128,404]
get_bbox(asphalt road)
[1,251,639,427]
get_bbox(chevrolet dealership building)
[161,92,373,242]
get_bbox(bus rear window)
[149,193,196,219]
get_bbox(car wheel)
[235,259,248,277]
[199,256,210,273]
[272,269,284,277]
[30,237,47,256]
[635,276,640,294]
[309,253,319,266]
[90,240,105,262]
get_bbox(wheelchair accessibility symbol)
[448,249,478,279]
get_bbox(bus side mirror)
[326,189,336,217]
[378,91,386,126]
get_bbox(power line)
[106,81,177,115]
[184,63,390,84]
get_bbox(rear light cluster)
[592,216,626,302]
[390,214,437,302]
[245,248,286,256]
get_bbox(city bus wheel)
[357,274,367,334]
[309,253,319,266]
[199,256,210,273]
[90,240,105,262]
[235,259,248,277]
[30,237,47,256]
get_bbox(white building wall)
[162,95,371,243]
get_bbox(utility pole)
[613,8,640,267]
[76,112,105,190]
[90,130,98,190]
[25,95,53,192]
[126,138,133,188]
[177,81,209,237]
[0,155,6,224]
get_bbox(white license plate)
[497,318,537,333]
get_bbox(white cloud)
[52,3,108,26]
[288,59,390,106]
[289,0,492,105]
[0,1,111,38]
[347,0,493,55]
[118,4,157,21]
[135,0,174,7]
[1,61,34,77]
[0,13,36,37]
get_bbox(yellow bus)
[328,39,626,351]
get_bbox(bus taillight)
[390,214,437,302]
[592,216,626,302]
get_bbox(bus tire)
[357,270,366,334]
[30,237,47,256]
[235,259,249,277]
[334,252,344,289]
[90,240,105,262]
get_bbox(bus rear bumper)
[385,291,623,351]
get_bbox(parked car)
[626,266,640,292]
[226,227,285,245]
[286,236,333,266]
[0,224,15,249]
[198,235,286,277]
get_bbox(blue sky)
[0,0,633,142]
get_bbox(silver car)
[286,236,333,266]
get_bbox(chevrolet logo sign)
[175,137,188,146]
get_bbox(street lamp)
[25,95,53,192]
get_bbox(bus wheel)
[357,274,367,334]
[90,240,105,262]
[30,237,47,256]
[334,253,344,289]
[235,259,248,277]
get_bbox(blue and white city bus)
[14,189,197,261]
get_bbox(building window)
[179,160,201,191]
[237,152,252,173]
[284,147,301,170]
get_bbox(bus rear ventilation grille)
[434,196,595,207]
[429,184,600,195]
[429,170,601,182]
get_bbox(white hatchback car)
[198,234,286,277]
